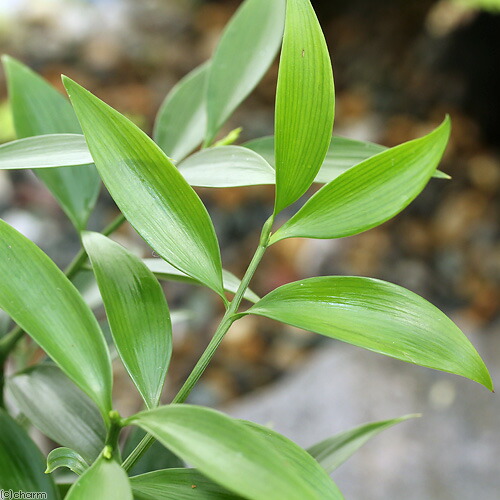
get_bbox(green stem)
[122,216,274,472]
[65,213,126,280]
[0,325,23,360]
[103,410,124,462]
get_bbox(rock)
[224,321,500,500]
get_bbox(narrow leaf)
[143,259,260,303]
[178,146,275,187]
[274,0,335,213]
[63,77,224,296]
[271,118,451,243]
[46,447,90,476]
[2,56,100,229]
[184,136,447,187]
[245,135,386,184]
[130,469,244,500]
[247,277,493,390]
[0,134,92,169]
[307,414,419,473]
[205,0,286,144]
[0,220,113,419]
[83,232,172,409]
[154,63,209,162]
[0,409,59,497]
[242,421,344,499]
[65,456,132,500]
[245,135,447,182]
[6,364,106,463]
[127,405,335,500]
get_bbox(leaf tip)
[482,372,495,393]
[61,75,82,100]
[61,74,74,90]
[471,358,494,392]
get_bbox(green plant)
[0,0,492,498]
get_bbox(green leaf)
[130,469,244,500]
[154,63,209,162]
[6,364,106,463]
[205,0,286,144]
[247,276,493,390]
[271,118,451,243]
[245,135,386,184]
[123,428,184,477]
[307,414,419,473]
[127,405,338,500]
[83,232,172,409]
[0,220,113,420]
[245,135,448,183]
[65,456,132,500]
[143,259,260,303]
[0,408,59,497]
[274,0,335,213]
[2,56,100,230]
[241,421,344,499]
[46,447,90,476]
[178,146,275,187]
[63,77,224,296]
[0,133,92,169]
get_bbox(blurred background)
[0,0,499,498]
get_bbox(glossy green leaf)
[2,56,100,230]
[65,456,132,500]
[0,134,92,169]
[46,447,89,476]
[123,428,184,477]
[205,0,286,144]
[63,77,224,296]
[271,118,451,243]
[83,232,172,409]
[130,469,243,500]
[274,0,335,213]
[244,135,447,182]
[242,421,344,499]
[248,277,493,390]
[127,405,336,500]
[178,146,275,187]
[0,220,113,419]
[245,135,385,183]
[154,63,209,161]
[0,409,59,497]
[6,364,106,463]
[307,415,419,473]
[143,259,260,303]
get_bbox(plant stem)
[0,325,23,361]
[66,213,126,280]
[122,216,274,472]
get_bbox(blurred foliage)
[0,101,14,143]
[454,0,500,11]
